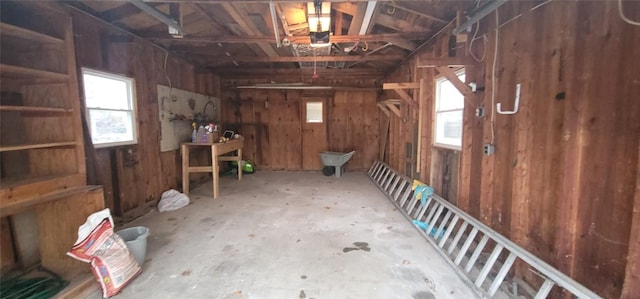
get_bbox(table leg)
[237,148,243,181]
[181,144,190,195]
[212,146,219,199]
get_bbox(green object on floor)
[231,159,255,174]
[0,273,69,299]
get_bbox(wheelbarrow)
[320,151,356,178]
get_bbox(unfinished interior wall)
[383,1,640,298]
[71,10,220,219]
[220,86,380,171]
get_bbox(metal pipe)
[452,0,507,35]
[128,0,184,36]
[348,41,392,68]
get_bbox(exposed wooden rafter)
[188,54,404,63]
[149,33,424,44]
[220,2,279,57]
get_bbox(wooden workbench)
[181,137,243,199]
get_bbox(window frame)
[81,68,138,148]
[433,68,465,151]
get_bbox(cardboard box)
[197,131,219,144]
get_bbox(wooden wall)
[383,1,640,298]
[220,85,380,171]
[71,10,220,219]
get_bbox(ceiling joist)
[190,54,404,63]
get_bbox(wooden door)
[301,98,328,170]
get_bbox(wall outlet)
[484,144,495,156]
[475,106,485,118]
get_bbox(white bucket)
[116,226,150,265]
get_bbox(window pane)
[89,109,135,145]
[306,102,323,123]
[83,73,131,110]
[435,110,463,147]
[436,72,465,111]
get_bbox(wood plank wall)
[219,86,380,171]
[383,1,640,298]
[70,10,220,219]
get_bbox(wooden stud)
[435,66,472,96]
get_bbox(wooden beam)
[382,2,448,23]
[123,0,397,2]
[383,82,420,89]
[416,78,425,172]
[98,3,144,22]
[332,2,359,16]
[190,3,229,34]
[377,102,391,117]
[335,11,343,35]
[385,102,401,117]
[148,33,426,44]
[417,55,470,67]
[187,54,404,63]
[393,89,416,107]
[387,37,418,51]
[621,143,640,298]
[375,13,426,32]
[348,3,367,35]
[220,2,279,57]
[216,67,385,77]
[435,66,472,96]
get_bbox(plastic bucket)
[116,226,150,265]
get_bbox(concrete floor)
[88,171,478,299]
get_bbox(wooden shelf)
[0,141,77,152]
[0,22,64,45]
[0,173,85,202]
[0,105,72,115]
[0,64,69,84]
[0,185,101,217]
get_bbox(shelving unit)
[0,1,104,287]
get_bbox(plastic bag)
[158,189,190,212]
[67,208,141,298]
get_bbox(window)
[306,102,323,123]
[434,69,465,150]
[82,68,137,148]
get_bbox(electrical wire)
[618,0,640,25]
[468,22,488,62]
[490,8,500,145]
[163,50,172,90]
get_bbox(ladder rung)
[434,210,453,241]
[448,221,469,254]
[534,279,555,299]
[455,227,479,265]
[488,252,517,296]
[465,235,489,273]
[439,215,460,248]
[475,244,504,288]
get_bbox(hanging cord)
[468,0,487,62]
[618,0,640,25]
[490,8,500,144]
[362,41,369,51]
[163,50,172,90]
[468,22,488,62]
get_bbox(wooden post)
[621,143,640,298]
[416,78,425,173]
[181,144,189,195]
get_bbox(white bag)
[158,189,190,212]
